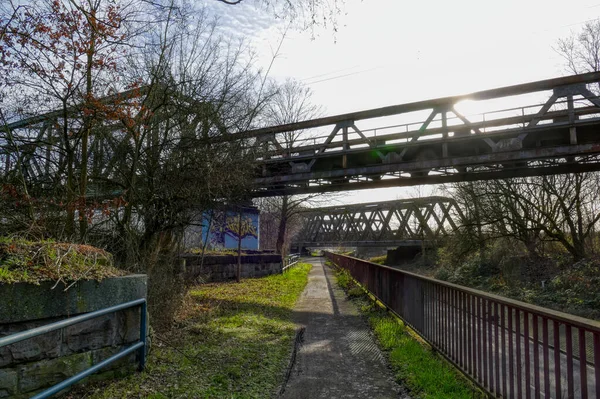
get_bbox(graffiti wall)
[184,207,260,250]
[203,209,259,250]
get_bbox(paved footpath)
[280,257,407,399]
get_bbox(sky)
[204,0,600,205]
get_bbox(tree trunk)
[276,196,289,256]
[236,211,242,283]
[64,126,75,238]
[78,11,97,242]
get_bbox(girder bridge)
[292,196,462,248]
[246,72,600,196]
[5,73,600,198]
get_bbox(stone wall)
[180,254,282,283]
[0,275,147,398]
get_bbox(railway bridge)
[291,196,462,255]
[4,72,600,198]
[246,71,600,196]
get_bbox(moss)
[76,289,86,313]
[187,248,243,256]
[0,237,124,285]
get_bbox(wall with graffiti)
[184,207,260,250]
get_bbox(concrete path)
[280,257,406,399]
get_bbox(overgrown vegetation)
[0,236,123,285]
[187,248,249,256]
[73,263,312,399]
[332,265,480,399]
[0,0,327,328]
[434,239,600,319]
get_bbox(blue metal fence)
[0,298,147,399]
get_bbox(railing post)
[139,301,147,371]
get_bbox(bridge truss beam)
[293,196,463,248]
[244,72,600,196]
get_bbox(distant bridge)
[292,196,463,249]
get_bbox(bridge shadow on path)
[279,257,408,399]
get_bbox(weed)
[73,263,312,399]
[332,264,481,399]
[0,236,122,285]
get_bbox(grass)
[368,255,387,265]
[0,236,122,284]
[332,264,482,399]
[74,263,312,399]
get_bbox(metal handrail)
[282,253,301,273]
[0,298,147,399]
[325,251,600,399]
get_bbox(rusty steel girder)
[250,72,600,196]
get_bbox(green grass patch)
[332,267,481,399]
[0,236,122,284]
[76,263,312,399]
[368,255,387,265]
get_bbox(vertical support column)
[568,95,577,145]
[139,300,147,371]
[342,124,349,169]
[441,110,448,158]
[237,210,242,282]
[262,141,269,176]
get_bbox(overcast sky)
[205,0,600,204]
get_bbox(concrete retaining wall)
[0,275,147,398]
[180,254,283,282]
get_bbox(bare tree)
[557,19,600,75]
[256,193,336,255]
[255,78,332,255]
[451,172,600,261]
[263,78,323,151]
[0,0,156,240]
[214,0,345,33]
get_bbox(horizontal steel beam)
[258,107,600,164]
[4,87,151,130]
[254,143,600,189]
[298,196,456,214]
[224,71,600,141]
[254,161,600,196]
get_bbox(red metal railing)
[325,252,600,399]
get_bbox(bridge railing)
[325,252,600,399]
[0,299,147,399]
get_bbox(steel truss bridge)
[4,72,600,198]
[245,72,600,196]
[292,196,463,248]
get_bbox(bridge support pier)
[386,245,424,266]
[354,247,388,260]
